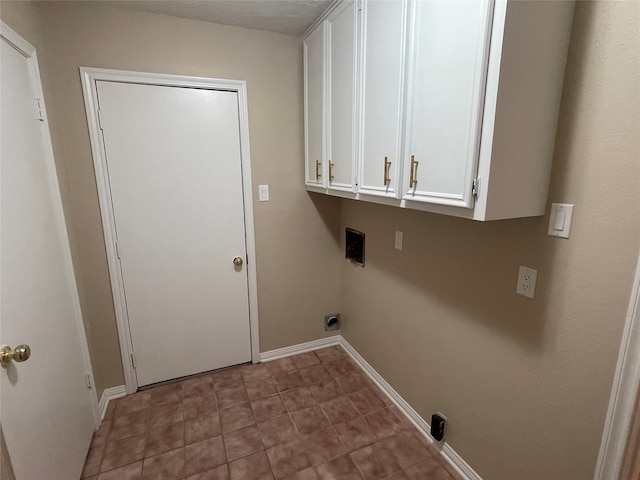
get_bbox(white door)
[358,0,408,199]
[96,81,252,387]
[304,24,326,189]
[326,0,357,193]
[403,0,493,208]
[1,25,95,480]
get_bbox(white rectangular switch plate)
[394,231,403,251]
[516,266,537,299]
[258,184,269,202]
[548,203,574,238]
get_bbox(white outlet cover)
[516,266,537,299]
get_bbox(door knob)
[1,344,31,367]
[233,256,244,267]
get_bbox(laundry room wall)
[1,1,342,399]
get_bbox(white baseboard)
[260,335,341,362]
[260,334,482,480]
[98,385,127,422]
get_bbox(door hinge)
[115,241,121,259]
[85,373,93,389]
[97,109,104,131]
[130,352,137,369]
[472,177,480,197]
[35,98,45,122]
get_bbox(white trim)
[260,335,482,480]
[260,336,341,362]
[338,337,482,480]
[1,21,100,427]
[79,67,261,393]
[98,386,127,422]
[595,253,640,480]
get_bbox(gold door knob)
[233,256,244,267]
[1,344,31,367]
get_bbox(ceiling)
[113,0,333,36]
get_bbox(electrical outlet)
[516,266,537,299]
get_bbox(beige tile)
[229,450,274,480]
[185,436,227,477]
[252,394,287,422]
[308,380,342,403]
[314,347,346,364]
[348,389,387,416]
[381,430,431,470]
[266,438,311,479]
[290,352,320,369]
[291,405,331,436]
[97,461,142,480]
[334,373,369,395]
[216,385,249,410]
[273,371,306,393]
[149,402,184,429]
[315,454,362,480]
[258,414,299,449]
[184,393,218,420]
[115,392,151,417]
[246,378,278,401]
[185,412,221,445]
[185,464,230,480]
[101,433,146,471]
[82,445,103,478]
[220,402,256,432]
[265,358,297,376]
[320,396,359,425]
[145,422,185,457]
[302,427,346,466]
[213,369,243,390]
[141,447,185,479]
[365,408,405,440]
[349,442,401,479]
[183,375,215,399]
[223,424,264,461]
[150,383,183,407]
[240,363,271,383]
[281,387,317,412]
[335,417,378,451]
[110,410,150,441]
[299,365,332,386]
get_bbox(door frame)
[80,67,261,394]
[1,22,99,425]
[595,252,640,480]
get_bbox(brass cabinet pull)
[383,156,391,186]
[329,160,335,182]
[315,160,321,180]
[409,155,418,189]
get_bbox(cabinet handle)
[409,155,418,189]
[315,160,321,180]
[383,156,391,186]
[329,160,335,182]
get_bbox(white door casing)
[1,22,97,479]
[81,68,260,392]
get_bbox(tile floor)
[81,346,461,480]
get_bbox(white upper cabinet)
[403,0,492,209]
[326,0,358,193]
[304,0,575,221]
[358,0,409,199]
[304,24,326,188]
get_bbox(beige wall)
[1,1,342,398]
[340,2,640,480]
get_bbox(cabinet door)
[327,0,358,192]
[359,0,408,199]
[304,24,326,188]
[403,0,493,208]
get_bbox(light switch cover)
[548,203,574,239]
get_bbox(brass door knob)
[233,256,244,267]
[1,344,31,367]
